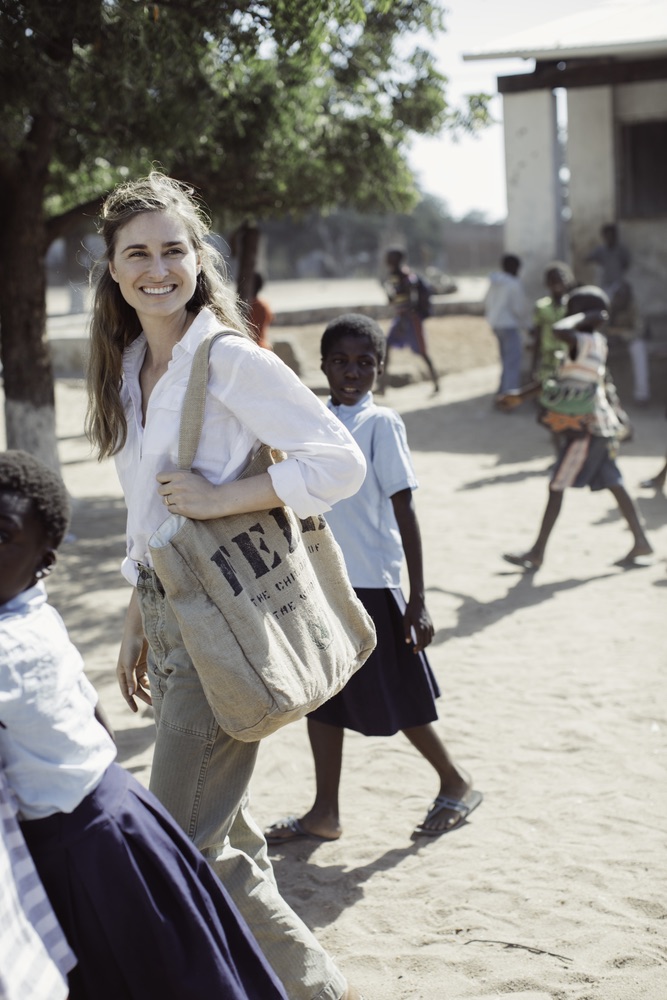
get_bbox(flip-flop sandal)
[502,553,540,571]
[264,816,339,844]
[413,788,483,837]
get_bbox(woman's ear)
[108,260,119,282]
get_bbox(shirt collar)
[122,307,224,377]
[0,583,47,618]
[327,391,373,423]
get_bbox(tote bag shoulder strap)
[178,328,242,470]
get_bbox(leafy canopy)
[0,0,490,231]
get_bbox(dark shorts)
[387,313,427,355]
[551,434,624,492]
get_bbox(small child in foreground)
[0,450,287,1000]
[266,314,481,841]
[497,287,653,570]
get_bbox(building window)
[619,121,667,218]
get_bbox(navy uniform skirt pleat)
[309,587,440,736]
[21,763,287,1000]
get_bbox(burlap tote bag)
[149,330,376,742]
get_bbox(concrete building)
[463,0,667,342]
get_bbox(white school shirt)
[324,393,418,589]
[0,585,116,821]
[0,770,76,1000]
[115,307,366,585]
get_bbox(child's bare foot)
[264,811,341,844]
[615,542,654,567]
[641,473,666,492]
[502,551,542,571]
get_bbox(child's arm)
[390,488,434,653]
[94,701,116,742]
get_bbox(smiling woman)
[108,214,201,323]
[84,171,366,1000]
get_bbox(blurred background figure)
[380,248,439,395]
[247,272,274,350]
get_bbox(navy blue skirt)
[21,764,286,1000]
[309,588,440,736]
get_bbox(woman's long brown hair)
[85,172,248,459]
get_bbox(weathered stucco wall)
[502,89,561,301]
[566,87,615,282]
[567,81,667,324]
[614,80,667,322]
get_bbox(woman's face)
[108,210,200,325]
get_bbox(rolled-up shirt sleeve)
[208,338,366,517]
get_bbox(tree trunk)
[232,221,260,304]
[0,180,59,472]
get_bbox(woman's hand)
[117,590,151,712]
[156,469,223,519]
[156,469,282,519]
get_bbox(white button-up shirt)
[115,308,367,584]
[0,586,116,821]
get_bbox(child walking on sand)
[265,314,481,841]
[497,287,653,571]
[0,450,287,1000]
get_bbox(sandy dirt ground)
[6,315,667,1000]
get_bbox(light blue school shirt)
[325,392,418,588]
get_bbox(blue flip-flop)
[413,788,483,837]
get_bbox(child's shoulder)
[365,401,406,431]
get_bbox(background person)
[247,271,274,349]
[484,253,529,403]
[497,288,653,571]
[380,248,439,394]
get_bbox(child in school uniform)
[497,287,653,570]
[265,314,481,841]
[0,449,287,1000]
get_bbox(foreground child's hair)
[85,171,249,460]
[0,450,70,546]
[320,313,387,365]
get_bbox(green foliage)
[0,0,491,232]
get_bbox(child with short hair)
[530,261,575,386]
[381,248,440,394]
[0,450,287,1000]
[484,252,530,400]
[265,314,481,841]
[497,288,653,570]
